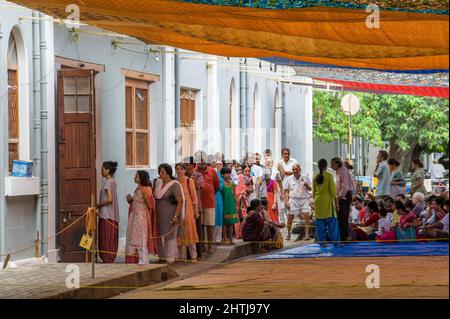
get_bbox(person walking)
[331,157,354,241]
[96,161,120,263]
[374,150,391,200]
[313,159,340,245]
[154,163,184,264]
[284,163,312,241]
[125,171,158,264]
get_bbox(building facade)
[0,2,313,263]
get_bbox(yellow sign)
[79,233,93,250]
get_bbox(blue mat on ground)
[257,242,449,260]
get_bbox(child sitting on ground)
[351,200,380,240]
[375,207,392,238]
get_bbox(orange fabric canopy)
[12,0,449,71]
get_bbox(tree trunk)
[411,144,425,163]
[388,139,419,173]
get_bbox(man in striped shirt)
[331,157,354,241]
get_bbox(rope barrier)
[0,210,90,258]
[1,206,446,262]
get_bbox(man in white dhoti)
[284,163,312,241]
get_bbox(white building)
[0,1,313,263]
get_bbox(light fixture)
[154,51,160,62]
[259,61,262,69]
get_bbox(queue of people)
[94,148,449,264]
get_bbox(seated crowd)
[350,193,449,241]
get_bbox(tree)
[313,91,449,171]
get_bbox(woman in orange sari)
[125,170,158,264]
[175,163,199,262]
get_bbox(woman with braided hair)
[313,159,340,244]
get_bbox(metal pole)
[349,114,352,162]
[91,195,95,279]
[39,13,49,257]
[32,10,43,259]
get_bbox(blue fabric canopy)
[258,242,449,259]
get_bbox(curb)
[43,265,179,299]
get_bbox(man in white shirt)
[430,160,445,181]
[278,147,298,185]
[284,163,312,241]
[277,148,298,224]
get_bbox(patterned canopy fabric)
[178,0,449,14]
[316,78,449,98]
[11,0,449,96]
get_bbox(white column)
[163,46,175,164]
[295,77,314,179]
[303,83,314,179]
[206,57,220,154]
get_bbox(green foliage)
[313,91,449,154]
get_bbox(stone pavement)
[0,263,174,299]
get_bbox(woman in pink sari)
[125,170,158,264]
[234,164,254,239]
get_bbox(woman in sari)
[388,158,406,198]
[410,159,427,196]
[234,164,254,239]
[154,163,184,264]
[125,170,158,264]
[242,199,285,244]
[175,163,199,262]
[265,157,280,223]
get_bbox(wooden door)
[58,69,96,262]
[180,89,196,158]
